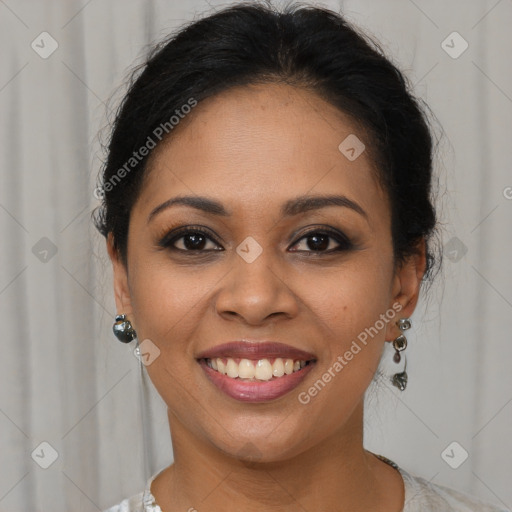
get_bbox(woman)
[96,2,507,511]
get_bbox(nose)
[214,249,300,326]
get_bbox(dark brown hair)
[93,1,440,280]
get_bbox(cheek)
[128,258,209,340]
[294,252,394,412]
[303,252,394,344]
[127,260,211,410]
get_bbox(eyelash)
[157,225,354,255]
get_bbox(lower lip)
[198,360,316,403]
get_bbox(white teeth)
[254,359,273,381]
[226,358,239,378]
[207,357,309,380]
[238,358,255,379]
[272,358,285,377]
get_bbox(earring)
[391,317,411,391]
[112,314,137,343]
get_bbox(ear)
[385,238,427,341]
[106,233,135,325]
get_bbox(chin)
[204,422,313,466]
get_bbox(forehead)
[135,82,389,224]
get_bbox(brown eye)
[176,233,210,250]
[289,229,353,253]
[158,227,223,252]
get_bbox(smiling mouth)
[198,357,315,381]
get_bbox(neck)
[151,401,403,512]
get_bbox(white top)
[104,457,509,512]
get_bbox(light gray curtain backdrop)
[0,0,511,510]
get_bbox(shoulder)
[103,491,144,512]
[400,467,509,512]
[104,467,166,512]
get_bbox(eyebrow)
[147,193,368,224]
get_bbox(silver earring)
[112,314,137,343]
[391,318,411,391]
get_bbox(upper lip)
[196,341,316,361]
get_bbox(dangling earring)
[391,318,411,391]
[112,314,137,343]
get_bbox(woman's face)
[109,82,422,462]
